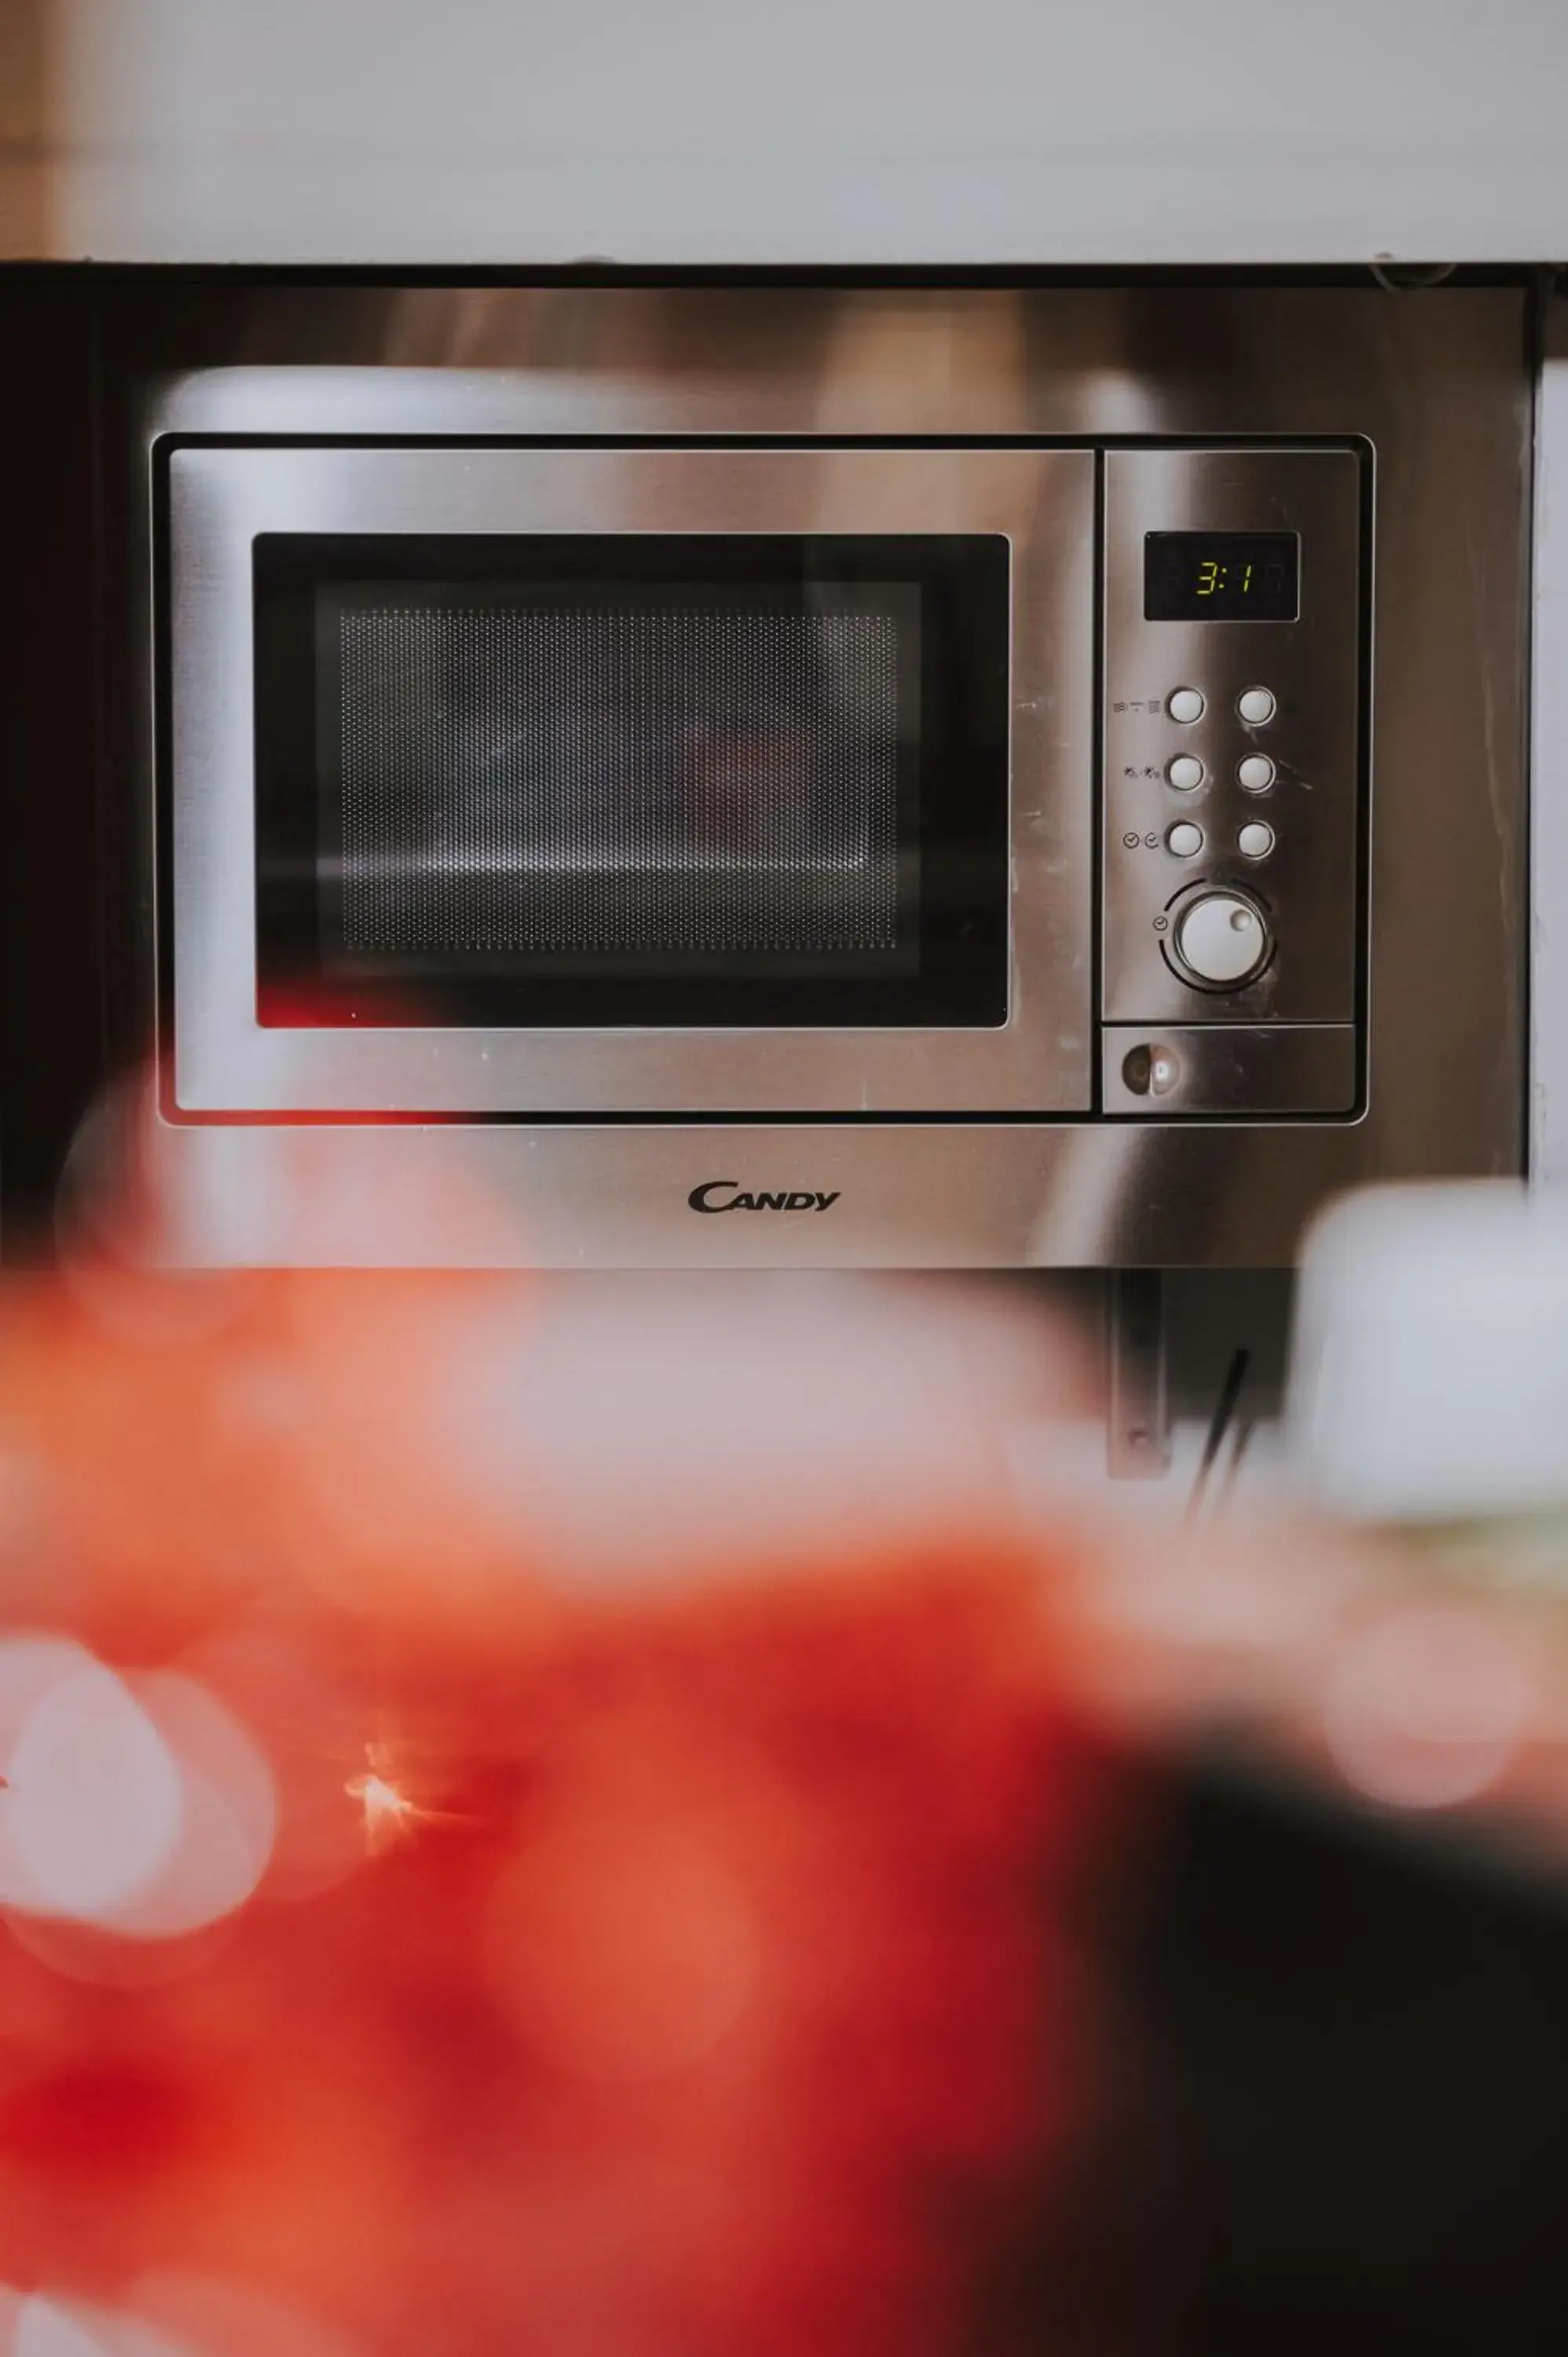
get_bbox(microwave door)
[168,444,1096,1115]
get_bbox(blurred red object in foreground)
[0,1264,1124,2357]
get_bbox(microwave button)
[1166,753,1206,790]
[1167,821,1205,859]
[1237,819,1276,860]
[1237,753,1277,793]
[1167,686,1206,724]
[1236,684,1277,727]
[1174,889,1271,988]
[1120,1042,1182,1098]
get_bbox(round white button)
[1167,687,1206,724]
[1166,753,1205,791]
[1174,891,1270,988]
[1237,753,1277,793]
[1237,686,1277,727]
[1167,821,1204,858]
[1237,820,1275,860]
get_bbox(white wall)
[2,0,1566,264]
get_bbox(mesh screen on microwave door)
[334,604,904,959]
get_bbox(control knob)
[1173,889,1271,988]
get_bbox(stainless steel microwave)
[143,284,1528,1267]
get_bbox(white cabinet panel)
[2,0,1568,262]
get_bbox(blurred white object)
[1288,1182,1568,1523]
[5,2293,196,2357]
[454,1273,1086,1583]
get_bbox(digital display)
[1144,531,1300,621]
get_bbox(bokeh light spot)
[488,1811,759,2082]
[1323,1604,1532,1811]
[0,1653,185,1921]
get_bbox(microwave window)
[329,590,910,967]
[254,537,1009,1030]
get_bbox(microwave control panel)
[1101,445,1364,1116]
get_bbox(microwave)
[136,284,1526,1267]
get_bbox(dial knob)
[1173,889,1271,988]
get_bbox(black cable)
[1188,1346,1251,1519]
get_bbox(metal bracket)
[1107,1269,1172,1479]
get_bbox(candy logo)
[687,1182,841,1215]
